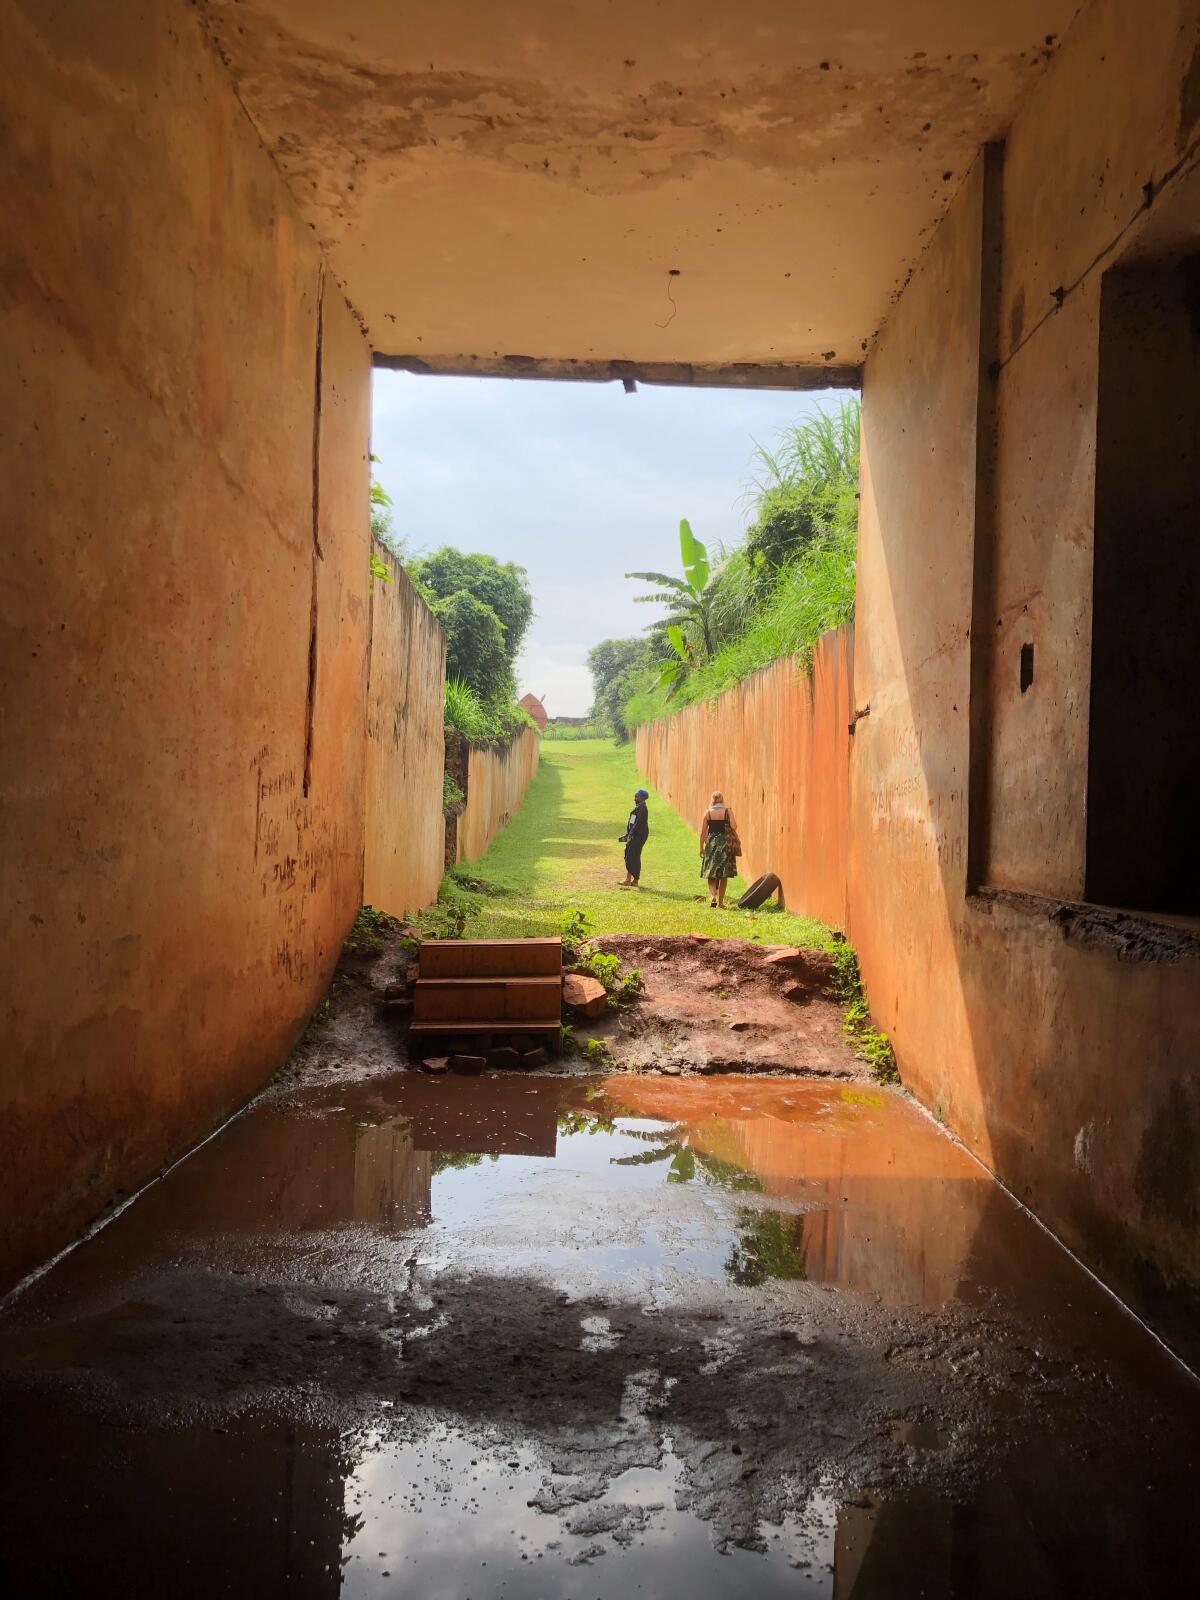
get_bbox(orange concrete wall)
[456,728,541,864]
[363,545,446,916]
[850,0,1200,1360]
[0,0,372,1286]
[636,632,854,930]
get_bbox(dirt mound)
[277,927,866,1089]
[583,934,863,1078]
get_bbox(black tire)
[738,872,781,910]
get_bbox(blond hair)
[710,790,724,805]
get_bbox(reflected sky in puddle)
[2,1071,1198,1599]
[341,1428,837,1598]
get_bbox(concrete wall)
[363,544,446,916]
[633,2,1200,1360]
[636,632,854,931]
[0,0,373,1287]
[850,0,1200,1361]
[455,728,541,865]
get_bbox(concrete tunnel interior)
[3,0,1200,1590]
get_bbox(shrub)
[444,676,492,739]
[344,905,398,957]
[559,908,594,953]
[442,771,466,813]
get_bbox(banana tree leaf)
[625,571,690,592]
[665,624,688,660]
[678,518,710,594]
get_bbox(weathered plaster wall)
[851,0,1200,1361]
[636,633,854,931]
[0,0,372,1287]
[193,0,1076,373]
[363,545,446,916]
[456,729,541,865]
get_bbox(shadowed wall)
[0,0,374,1287]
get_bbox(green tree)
[432,590,510,702]
[627,519,720,693]
[587,635,657,742]
[411,547,533,673]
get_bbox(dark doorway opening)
[1086,252,1200,914]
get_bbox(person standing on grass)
[699,790,740,908]
[618,787,650,888]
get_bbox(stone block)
[563,973,608,1019]
[450,1053,487,1075]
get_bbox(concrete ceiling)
[195,0,1079,383]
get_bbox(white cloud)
[516,641,594,719]
[371,371,849,722]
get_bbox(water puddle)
[1,1072,1197,1597]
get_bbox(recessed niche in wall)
[1085,251,1200,913]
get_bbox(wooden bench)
[408,937,562,1045]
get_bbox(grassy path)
[444,738,836,949]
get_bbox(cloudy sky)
[371,371,842,717]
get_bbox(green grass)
[436,739,839,949]
[624,505,856,730]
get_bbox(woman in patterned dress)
[699,790,739,908]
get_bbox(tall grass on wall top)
[444,676,536,746]
[623,399,860,730]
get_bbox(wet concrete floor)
[1,1071,1197,1598]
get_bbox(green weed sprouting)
[616,968,645,1004]
[369,550,394,590]
[584,1037,613,1066]
[830,942,898,1083]
[415,880,482,940]
[558,908,594,953]
[344,905,398,956]
[569,942,645,1008]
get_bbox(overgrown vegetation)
[343,905,399,957]
[368,463,537,747]
[415,877,483,941]
[407,546,537,746]
[608,399,861,730]
[830,942,898,1082]
[442,770,465,814]
[369,459,409,566]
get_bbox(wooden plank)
[412,976,561,1025]
[408,1019,560,1036]
[418,938,562,980]
[413,981,507,1023]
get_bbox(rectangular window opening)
[1086,249,1200,914]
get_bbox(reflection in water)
[1,1071,1198,1599]
[726,1208,809,1287]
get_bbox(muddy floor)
[1,1070,1197,1597]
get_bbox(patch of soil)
[587,935,864,1079]
[276,928,866,1093]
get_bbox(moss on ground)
[429,739,840,951]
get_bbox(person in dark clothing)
[618,787,650,887]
